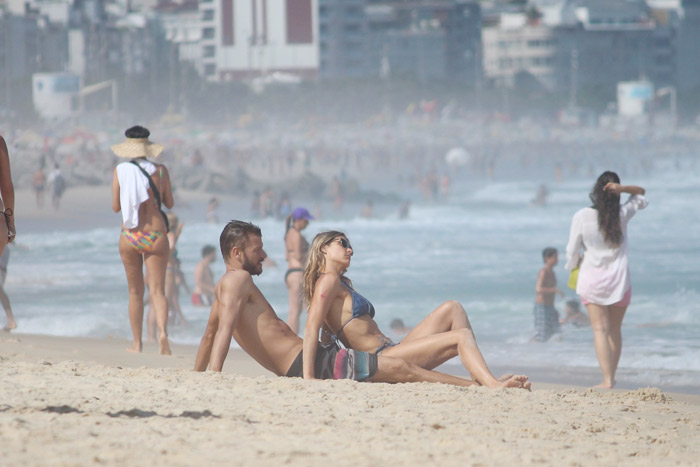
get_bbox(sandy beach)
[4,182,700,465]
[1,332,700,466]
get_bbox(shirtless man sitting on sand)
[194,220,530,389]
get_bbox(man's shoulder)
[216,270,256,302]
[217,269,253,290]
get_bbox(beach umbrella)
[445,147,471,166]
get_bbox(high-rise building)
[319,0,482,83]
[200,0,319,81]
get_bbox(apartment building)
[199,0,319,81]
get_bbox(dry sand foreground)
[1,334,700,466]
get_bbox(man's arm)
[303,274,341,379]
[209,272,251,372]
[194,308,218,371]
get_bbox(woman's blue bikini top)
[330,282,375,342]
[345,282,375,320]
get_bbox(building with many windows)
[482,14,559,89]
[156,0,202,66]
[319,0,482,83]
[482,0,676,100]
[199,0,319,81]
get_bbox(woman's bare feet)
[594,380,614,389]
[3,320,16,331]
[126,341,142,353]
[159,334,172,355]
[498,375,531,390]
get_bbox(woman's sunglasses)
[335,237,353,255]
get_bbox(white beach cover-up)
[565,194,648,306]
[116,160,156,229]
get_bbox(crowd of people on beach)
[1,122,649,391]
[112,126,648,389]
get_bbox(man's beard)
[241,255,263,276]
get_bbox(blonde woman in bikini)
[302,231,530,389]
[112,126,173,354]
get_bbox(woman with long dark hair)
[112,126,174,355]
[565,171,647,388]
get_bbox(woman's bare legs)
[0,226,12,331]
[382,301,530,389]
[0,283,16,331]
[608,305,627,378]
[371,355,477,387]
[144,235,171,355]
[586,303,627,388]
[119,237,146,352]
[285,271,303,334]
[146,291,156,342]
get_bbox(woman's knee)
[443,300,470,325]
[438,299,464,316]
[453,328,476,347]
[591,320,610,335]
[127,282,145,296]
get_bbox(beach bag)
[567,267,579,290]
[130,161,170,233]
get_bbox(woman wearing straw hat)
[111,126,174,355]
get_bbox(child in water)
[560,299,590,328]
[531,247,565,342]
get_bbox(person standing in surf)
[565,171,647,388]
[283,207,313,334]
[112,126,174,355]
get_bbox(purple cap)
[292,207,314,221]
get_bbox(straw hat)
[110,126,164,159]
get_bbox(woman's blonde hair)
[303,230,350,305]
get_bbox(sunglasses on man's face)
[335,237,353,255]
